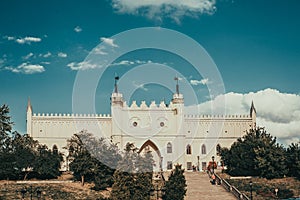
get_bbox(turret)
[250,101,256,129]
[26,97,32,136]
[110,75,123,107]
[171,76,184,129]
[172,76,184,105]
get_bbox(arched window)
[167,142,172,153]
[216,144,221,156]
[201,144,206,155]
[52,144,58,154]
[186,144,192,155]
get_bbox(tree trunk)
[81,175,85,186]
[24,171,29,181]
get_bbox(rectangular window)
[187,162,192,170]
[167,161,173,170]
[202,162,207,170]
[167,142,172,153]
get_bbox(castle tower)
[111,75,124,146]
[111,75,123,107]
[26,97,32,136]
[172,76,184,113]
[170,76,186,168]
[250,101,257,129]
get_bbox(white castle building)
[27,78,256,171]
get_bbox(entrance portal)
[139,140,162,172]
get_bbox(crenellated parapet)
[32,113,111,118]
[121,100,176,111]
[184,114,251,119]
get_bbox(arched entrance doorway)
[139,140,162,172]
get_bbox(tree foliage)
[286,142,300,180]
[111,143,154,200]
[33,144,63,179]
[0,104,63,180]
[67,130,121,189]
[162,164,187,200]
[0,104,13,134]
[221,127,287,179]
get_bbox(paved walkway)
[185,172,236,200]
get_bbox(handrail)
[214,173,250,200]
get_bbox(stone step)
[184,172,236,200]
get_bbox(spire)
[111,73,123,107]
[172,76,184,105]
[114,73,119,93]
[174,76,179,94]
[250,100,256,117]
[27,97,32,112]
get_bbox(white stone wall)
[27,92,256,172]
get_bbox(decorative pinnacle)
[174,76,179,94]
[114,73,119,93]
[27,97,32,112]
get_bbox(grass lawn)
[0,180,110,200]
[218,173,300,200]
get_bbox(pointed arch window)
[201,144,206,155]
[167,142,172,153]
[52,144,58,154]
[186,144,192,155]
[216,144,221,156]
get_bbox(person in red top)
[211,173,216,185]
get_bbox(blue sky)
[0,0,299,145]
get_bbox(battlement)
[184,114,251,119]
[121,100,175,110]
[32,113,111,118]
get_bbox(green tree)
[33,144,63,179]
[111,143,136,200]
[67,131,96,185]
[70,150,97,185]
[221,127,287,179]
[87,136,121,190]
[286,142,300,180]
[67,131,121,188]
[0,104,64,181]
[133,149,154,200]
[111,143,154,200]
[0,104,13,135]
[255,143,287,179]
[0,104,15,179]
[162,164,187,200]
[221,129,262,176]
[11,132,39,180]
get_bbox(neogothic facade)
[27,81,256,171]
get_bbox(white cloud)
[111,0,216,23]
[41,61,50,65]
[22,53,34,60]
[7,36,15,41]
[190,78,209,86]
[16,38,26,44]
[15,36,41,44]
[74,26,82,33]
[5,63,45,74]
[67,61,98,70]
[58,52,67,58]
[110,60,153,67]
[185,88,300,146]
[93,46,107,55]
[100,37,118,47]
[42,52,52,58]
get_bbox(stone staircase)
[185,172,236,200]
